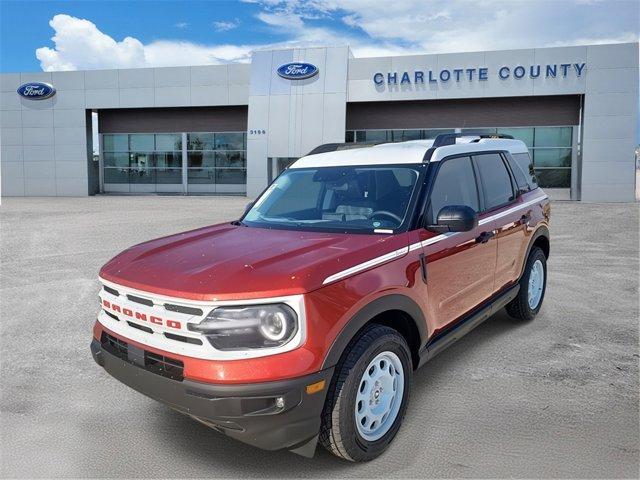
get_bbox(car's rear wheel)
[319,324,412,462]
[506,246,547,320]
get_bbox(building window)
[346,126,574,188]
[103,133,183,187]
[345,128,456,144]
[102,132,246,193]
[469,127,573,188]
[186,132,246,190]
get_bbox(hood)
[99,223,409,301]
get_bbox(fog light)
[275,397,285,409]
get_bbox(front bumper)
[91,337,334,455]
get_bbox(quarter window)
[428,156,479,223]
[474,153,514,211]
[512,152,538,189]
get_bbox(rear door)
[472,152,523,292]
[419,155,497,332]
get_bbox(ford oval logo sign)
[277,62,318,80]
[17,82,56,100]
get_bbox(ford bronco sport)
[91,133,550,462]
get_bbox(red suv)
[91,134,550,462]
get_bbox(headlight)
[188,304,298,350]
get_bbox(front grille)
[127,321,153,334]
[164,303,203,316]
[164,332,203,345]
[103,286,119,296]
[100,332,184,382]
[104,310,119,321]
[127,294,154,307]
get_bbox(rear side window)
[506,154,531,193]
[474,153,514,211]
[428,156,479,223]
[512,152,538,189]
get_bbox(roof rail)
[431,133,460,148]
[423,133,516,162]
[472,133,514,142]
[306,142,382,156]
[431,132,515,149]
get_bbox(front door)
[419,155,497,333]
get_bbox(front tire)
[506,246,547,320]
[319,324,412,462]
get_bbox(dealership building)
[0,42,638,201]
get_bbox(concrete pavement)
[1,197,638,478]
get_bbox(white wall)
[347,47,589,102]
[0,64,250,196]
[1,71,89,196]
[581,43,639,202]
[1,43,638,201]
[346,42,638,202]
[246,46,350,197]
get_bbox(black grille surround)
[164,303,204,316]
[100,332,184,381]
[103,285,119,296]
[127,294,154,307]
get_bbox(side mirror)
[427,205,478,233]
[243,201,254,216]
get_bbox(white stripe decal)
[322,246,409,285]
[322,194,547,285]
[478,194,547,225]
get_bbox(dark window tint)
[474,153,514,210]
[429,156,479,223]
[506,154,530,193]
[512,152,538,189]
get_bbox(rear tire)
[319,324,412,462]
[506,246,547,320]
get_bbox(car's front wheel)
[319,324,412,462]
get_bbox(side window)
[474,153,515,211]
[505,153,530,193]
[512,152,538,189]
[428,156,479,223]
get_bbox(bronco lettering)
[101,299,181,329]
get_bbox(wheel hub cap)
[528,259,545,309]
[355,351,405,441]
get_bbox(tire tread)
[506,246,546,320]
[319,324,408,461]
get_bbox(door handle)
[520,213,531,225]
[476,230,495,244]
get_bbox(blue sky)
[0,0,638,73]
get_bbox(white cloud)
[174,22,189,29]
[212,19,240,32]
[36,14,254,71]
[36,14,146,70]
[251,0,639,55]
[257,11,304,28]
[35,2,639,72]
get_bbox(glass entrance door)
[102,131,246,194]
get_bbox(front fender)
[321,293,428,370]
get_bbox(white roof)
[290,137,529,169]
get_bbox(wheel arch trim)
[321,294,428,370]
[520,225,550,280]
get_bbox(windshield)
[243,165,422,233]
